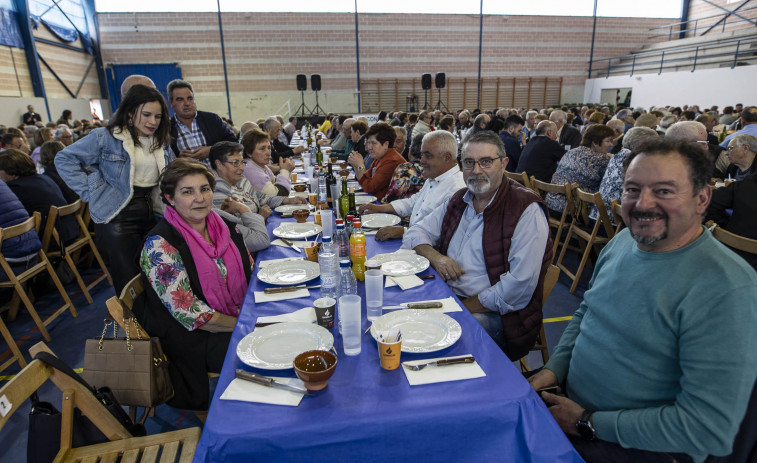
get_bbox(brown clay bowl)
[293,350,337,391]
[292,209,310,223]
[339,162,349,170]
[293,184,307,192]
[329,156,338,164]
[339,170,350,178]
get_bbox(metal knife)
[402,356,476,371]
[278,238,303,252]
[235,369,312,395]
[383,301,444,310]
[263,284,321,295]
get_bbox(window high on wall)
[94,0,683,18]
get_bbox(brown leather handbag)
[83,315,174,408]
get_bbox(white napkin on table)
[254,288,310,303]
[363,229,378,236]
[258,257,304,268]
[385,275,424,290]
[220,377,306,406]
[402,355,486,386]
[255,307,316,324]
[384,296,463,313]
[271,239,310,249]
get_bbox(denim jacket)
[55,127,174,224]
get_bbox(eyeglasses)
[695,140,709,146]
[461,157,502,170]
[727,145,740,151]
[224,160,247,167]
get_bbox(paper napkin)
[220,377,306,406]
[254,288,310,303]
[258,257,305,268]
[255,307,317,324]
[402,355,486,386]
[385,275,424,290]
[385,296,463,313]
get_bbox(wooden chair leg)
[65,253,94,304]
[0,316,27,371]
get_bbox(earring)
[128,118,134,127]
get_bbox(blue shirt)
[719,123,757,148]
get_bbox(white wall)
[0,97,111,127]
[583,66,757,108]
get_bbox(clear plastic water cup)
[364,270,383,321]
[339,295,362,356]
[321,209,333,238]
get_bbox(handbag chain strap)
[98,317,116,351]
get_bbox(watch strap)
[577,409,597,441]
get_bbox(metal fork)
[402,356,475,371]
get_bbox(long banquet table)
[193,209,583,462]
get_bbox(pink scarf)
[164,206,247,317]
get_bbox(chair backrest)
[504,170,533,190]
[574,188,615,239]
[709,223,757,254]
[40,199,84,253]
[0,360,52,432]
[611,199,625,234]
[542,264,560,303]
[531,179,575,216]
[0,212,40,243]
[106,274,150,339]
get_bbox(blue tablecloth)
[193,212,583,462]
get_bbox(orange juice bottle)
[350,219,366,281]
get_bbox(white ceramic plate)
[365,252,430,276]
[370,310,461,353]
[273,222,322,239]
[275,204,314,214]
[289,191,310,198]
[360,213,401,229]
[354,195,377,205]
[237,322,334,370]
[257,260,320,285]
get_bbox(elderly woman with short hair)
[241,129,295,196]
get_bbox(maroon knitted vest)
[439,176,553,360]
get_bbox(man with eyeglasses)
[208,141,305,253]
[54,127,74,147]
[402,131,552,360]
[1,133,30,155]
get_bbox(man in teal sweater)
[529,139,757,462]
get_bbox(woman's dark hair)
[39,141,66,169]
[108,84,171,151]
[0,149,37,176]
[240,129,270,159]
[351,121,368,136]
[439,115,455,132]
[581,124,616,148]
[377,111,387,121]
[61,109,72,119]
[485,117,505,133]
[364,122,396,147]
[159,158,216,205]
[208,141,244,171]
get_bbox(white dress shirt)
[391,165,466,226]
[402,189,549,315]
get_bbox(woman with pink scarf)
[137,158,253,410]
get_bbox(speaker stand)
[434,94,448,112]
[310,90,325,116]
[423,90,429,110]
[294,90,311,117]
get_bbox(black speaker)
[435,73,446,89]
[421,74,432,90]
[311,74,321,91]
[296,74,307,91]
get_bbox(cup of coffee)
[378,339,402,370]
[313,297,335,329]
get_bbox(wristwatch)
[357,165,365,172]
[576,410,596,440]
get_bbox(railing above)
[589,35,757,78]
[648,4,757,40]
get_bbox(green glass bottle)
[340,179,349,218]
[348,186,357,217]
[316,144,324,166]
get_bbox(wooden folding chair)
[0,316,26,373]
[520,265,560,371]
[0,342,201,463]
[41,199,113,304]
[611,199,625,235]
[0,213,76,342]
[706,222,757,255]
[531,179,576,260]
[556,188,615,294]
[504,170,533,190]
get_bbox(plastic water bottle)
[318,168,328,203]
[334,219,350,260]
[337,259,357,334]
[319,236,339,300]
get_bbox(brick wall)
[686,0,756,36]
[97,12,671,116]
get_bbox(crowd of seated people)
[4,83,757,461]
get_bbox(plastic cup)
[365,270,384,321]
[313,210,322,226]
[321,210,333,238]
[313,297,335,329]
[378,340,402,370]
[308,193,317,206]
[305,242,320,262]
[339,295,362,356]
[291,172,297,183]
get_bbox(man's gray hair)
[730,134,757,152]
[622,127,659,152]
[263,117,280,130]
[461,130,506,158]
[53,127,71,140]
[549,110,567,123]
[535,120,556,136]
[166,79,194,100]
[665,121,707,143]
[422,130,458,159]
[616,109,631,121]
[607,119,625,134]
[526,110,538,119]
[659,115,678,129]
[394,126,407,139]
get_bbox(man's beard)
[628,210,667,245]
[467,175,491,195]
